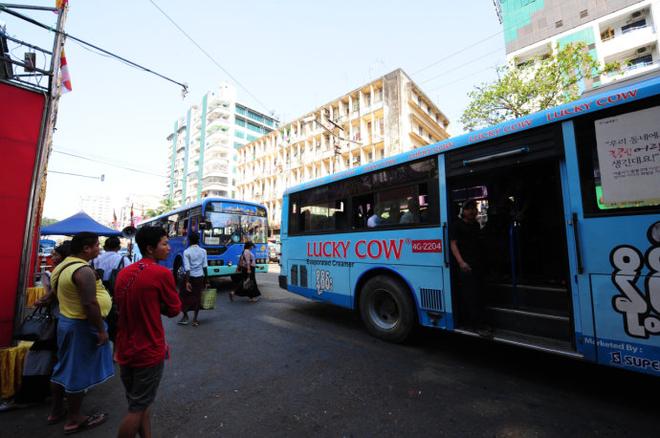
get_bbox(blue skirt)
[51,315,114,393]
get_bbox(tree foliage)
[460,42,620,131]
[41,217,59,226]
[144,198,175,219]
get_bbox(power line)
[412,30,504,76]
[49,170,104,180]
[427,63,502,93]
[419,49,503,85]
[147,0,271,112]
[52,149,166,178]
[411,0,580,79]
[0,4,188,94]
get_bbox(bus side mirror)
[199,221,211,230]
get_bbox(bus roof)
[285,73,660,195]
[138,197,266,226]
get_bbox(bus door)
[564,102,660,375]
[445,125,576,352]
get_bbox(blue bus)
[138,198,269,280]
[279,75,660,377]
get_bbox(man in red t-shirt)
[114,226,181,438]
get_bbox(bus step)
[456,328,579,357]
[486,306,571,341]
[489,283,570,314]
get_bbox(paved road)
[3,266,659,437]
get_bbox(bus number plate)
[411,239,442,253]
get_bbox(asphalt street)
[3,265,659,437]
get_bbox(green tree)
[144,198,176,218]
[460,42,620,131]
[41,217,59,226]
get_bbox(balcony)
[600,10,657,58]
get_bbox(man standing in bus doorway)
[114,226,182,438]
[450,200,492,337]
[179,233,208,327]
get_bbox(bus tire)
[359,275,415,343]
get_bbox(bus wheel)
[359,276,415,343]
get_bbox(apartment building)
[165,83,279,206]
[236,69,450,237]
[79,194,113,226]
[498,0,660,86]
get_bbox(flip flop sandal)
[47,409,67,425]
[64,412,108,435]
[192,321,200,327]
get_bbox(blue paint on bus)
[280,75,660,377]
[138,197,270,277]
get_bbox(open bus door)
[562,100,660,376]
[444,125,580,355]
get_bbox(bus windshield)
[203,211,241,245]
[203,202,268,245]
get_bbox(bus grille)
[420,288,443,311]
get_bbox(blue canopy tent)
[40,211,122,236]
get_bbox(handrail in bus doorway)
[571,212,584,274]
[442,222,449,268]
[462,147,530,167]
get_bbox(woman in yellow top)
[49,232,113,435]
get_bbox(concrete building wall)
[235,69,450,236]
[165,83,278,207]
[504,0,660,87]
[501,0,646,54]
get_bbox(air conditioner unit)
[637,47,647,54]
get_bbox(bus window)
[167,214,178,237]
[299,199,346,233]
[352,194,373,229]
[241,215,268,243]
[577,103,660,215]
[204,211,240,245]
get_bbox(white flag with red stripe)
[60,49,72,93]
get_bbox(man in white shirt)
[179,233,208,326]
[92,236,131,290]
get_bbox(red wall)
[0,83,46,347]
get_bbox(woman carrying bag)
[230,241,261,303]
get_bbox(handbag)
[16,306,56,342]
[242,277,254,290]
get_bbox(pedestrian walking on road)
[230,241,261,302]
[91,236,131,343]
[49,232,113,434]
[114,226,182,438]
[179,233,208,326]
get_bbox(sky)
[4,0,506,222]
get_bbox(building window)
[555,20,563,28]
[621,19,647,34]
[601,27,615,41]
[626,54,653,71]
[580,9,588,19]
[418,126,423,136]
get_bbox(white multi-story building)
[236,69,450,236]
[499,0,660,87]
[79,195,113,226]
[165,83,279,206]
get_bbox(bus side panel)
[163,236,186,271]
[283,228,447,320]
[437,154,455,331]
[582,215,660,377]
[561,122,597,361]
